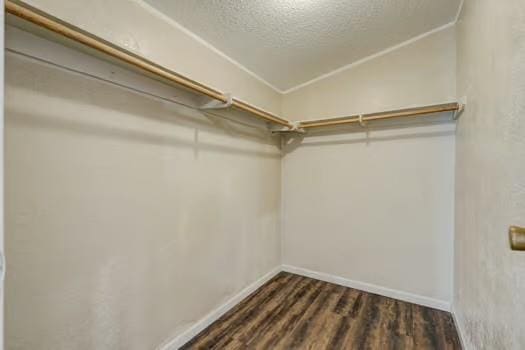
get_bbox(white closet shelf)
[5,0,463,133]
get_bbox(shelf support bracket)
[358,114,367,127]
[200,93,233,110]
[270,121,305,134]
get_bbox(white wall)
[281,26,457,308]
[11,2,514,349]
[283,26,457,121]
[454,0,525,348]
[21,0,282,115]
[5,26,281,350]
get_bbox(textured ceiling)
[143,0,461,92]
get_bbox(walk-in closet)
[2,1,524,349]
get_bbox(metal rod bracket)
[453,97,467,120]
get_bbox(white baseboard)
[451,304,469,350]
[159,265,452,349]
[158,266,282,350]
[282,265,451,312]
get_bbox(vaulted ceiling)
[143,0,461,92]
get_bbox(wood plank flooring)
[181,272,461,350]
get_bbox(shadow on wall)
[282,113,456,155]
[6,52,281,159]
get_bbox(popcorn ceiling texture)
[144,0,461,91]
[454,0,525,348]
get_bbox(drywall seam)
[133,0,285,94]
[158,267,282,350]
[283,22,456,94]
[282,265,451,311]
[451,304,469,350]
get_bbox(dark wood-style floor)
[181,272,461,350]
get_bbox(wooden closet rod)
[298,102,461,129]
[5,0,292,128]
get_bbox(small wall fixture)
[509,226,525,251]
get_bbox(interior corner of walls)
[278,156,286,266]
[451,304,469,350]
